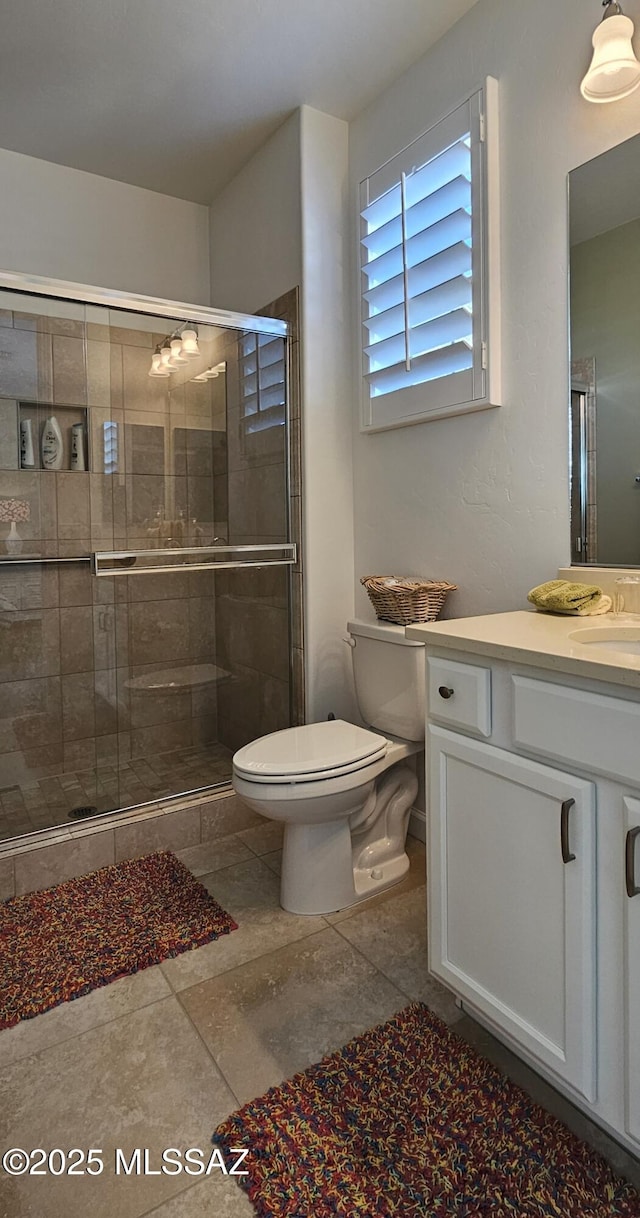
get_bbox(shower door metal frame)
[0,269,296,838]
[0,270,288,339]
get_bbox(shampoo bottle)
[41,416,63,470]
[70,422,86,471]
[19,418,35,468]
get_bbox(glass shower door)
[0,283,293,844]
[0,292,120,834]
[96,306,293,812]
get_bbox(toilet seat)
[233,719,388,785]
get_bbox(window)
[240,333,286,435]
[359,79,500,432]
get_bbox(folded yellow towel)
[549,593,612,616]
[527,579,611,616]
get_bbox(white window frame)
[359,78,501,433]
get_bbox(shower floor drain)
[68,805,98,820]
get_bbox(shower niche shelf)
[19,401,90,472]
[0,400,91,472]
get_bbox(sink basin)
[569,625,640,656]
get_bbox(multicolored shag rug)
[213,1002,640,1217]
[0,849,237,1029]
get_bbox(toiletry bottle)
[19,418,35,468]
[70,421,86,471]
[41,416,63,470]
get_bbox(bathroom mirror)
[568,132,640,567]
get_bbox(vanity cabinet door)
[624,796,640,1145]
[428,726,596,1100]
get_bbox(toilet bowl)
[232,619,425,915]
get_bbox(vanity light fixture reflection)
[148,324,200,376]
[581,0,640,103]
[191,362,226,382]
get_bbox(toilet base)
[280,818,410,915]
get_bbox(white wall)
[0,147,210,303]
[349,0,640,620]
[299,107,355,721]
[209,112,303,313]
[209,106,356,722]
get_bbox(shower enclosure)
[0,274,296,844]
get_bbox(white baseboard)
[408,805,426,843]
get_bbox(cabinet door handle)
[438,686,454,700]
[561,798,576,864]
[626,827,640,898]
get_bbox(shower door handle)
[92,543,297,577]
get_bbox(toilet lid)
[233,720,388,781]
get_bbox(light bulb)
[204,367,220,379]
[160,342,173,370]
[581,11,640,102]
[181,327,200,357]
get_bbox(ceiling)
[0,0,480,205]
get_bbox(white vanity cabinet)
[624,795,640,1144]
[412,624,640,1155]
[429,726,596,1100]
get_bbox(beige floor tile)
[0,966,171,1069]
[236,820,284,856]
[141,1176,254,1217]
[180,926,408,1105]
[175,835,253,878]
[0,997,237,1218]
[325,835,426,924]
[335,885,462,1025]
[260,849,281,876]
[159,858,326,993]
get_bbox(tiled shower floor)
[0,834,638,1218]
[0,742,233,842]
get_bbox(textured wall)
[0,146,210,304]
[349,0,640,620]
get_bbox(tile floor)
[0,742,233,842]
[0,834,639,1218]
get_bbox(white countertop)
[405,610,640,690]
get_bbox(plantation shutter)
[359,86,498,431]
[240,333,286,433]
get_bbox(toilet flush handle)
[343,636,356,648]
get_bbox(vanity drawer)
[428,657,491,737]
[512,676,640,785]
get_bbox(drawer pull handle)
[438,686,455,700]
[626,827,640,898]
[560,798,576,864]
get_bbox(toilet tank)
[347,618,425,742]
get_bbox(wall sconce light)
[149,345,170,377]
[148,325,201,376]
[191,362,226,383]
[169,338,188,366]
[581,1,640,102]
[180,327,200,358]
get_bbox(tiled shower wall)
[214,288,304,754]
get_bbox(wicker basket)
[360,575,457,626]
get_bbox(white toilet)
[232,618,425,915]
